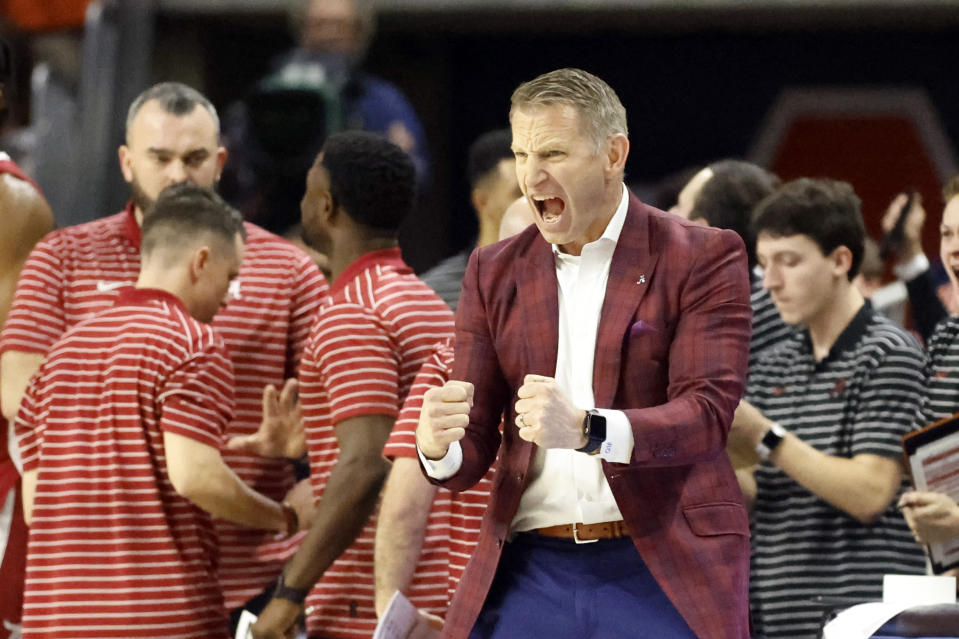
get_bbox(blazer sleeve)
[624,227,752,466]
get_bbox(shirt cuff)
[595,409,633,464]
[893,253,929,282]
[417,440,462,480]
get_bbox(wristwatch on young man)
[576,409,607,455]
[755,422,786,461]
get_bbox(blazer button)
[515,473,523,483]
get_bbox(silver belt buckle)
[572,522,598,545]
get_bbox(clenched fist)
[514,374,587,449]
[415,380,473,460]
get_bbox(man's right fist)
[415,380,473,460]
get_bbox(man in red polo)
[17,185,303,638]
[249,131,454,639]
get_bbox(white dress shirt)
[421,185,635,531]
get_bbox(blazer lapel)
[518,237,560,379]
[593,195,659,408]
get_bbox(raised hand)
[227,378,305,459]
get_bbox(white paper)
[372,591,423,639]
[823,602,913,639]
[884,574,957,607]
[908,428,959,568]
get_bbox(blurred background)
[2,0,959,274]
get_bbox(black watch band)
[576,409,606,455]
[273,572,309,605]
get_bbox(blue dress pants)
[469,532,698,639]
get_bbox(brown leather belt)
[535,520,630,544]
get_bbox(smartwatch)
[576,409,606,455]
[755,422,786,461]
[273,572,310,605]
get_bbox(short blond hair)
[510,68,627,152]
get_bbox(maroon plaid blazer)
[434,192,753,639]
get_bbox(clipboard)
[902,412,959,573]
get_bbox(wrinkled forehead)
[127,100,219,148]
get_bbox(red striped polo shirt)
[382,340,495,610]
[0,205,330,608]
[16,288,235,638]
[300,248,454,639]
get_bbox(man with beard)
[0,82,329,628]
[250,131,453,639]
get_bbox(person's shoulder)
[854,311,926,373]
[33,213,128,258]
[239,222,322,270]
[929,314,959,347]
[241,221,306,255]
[638,198,742,251]
[474,223,541,265]
[863,311,923,352]
[357,72,409,100]
[752,331,804,368]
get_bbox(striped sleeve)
[851,330,928,458]
[312,302,401,422]
[383,341,453,460]
[158,336,235,449]
[14,364,46,471]
[0,237,67,355]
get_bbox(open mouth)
[531,196,565,223]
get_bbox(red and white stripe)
[300,249,454,639]
[16,289,234,638]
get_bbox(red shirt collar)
[332,247,409,294]
[115,287,189,314]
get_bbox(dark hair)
[691,160,780,270]
[126,82,220,137]
[467,129,513,189]
[141,184,245,258]
[752,178,865,280]
[320,130,415,235]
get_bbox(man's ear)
[215,145,228,182]
[605,133,629,174]
[188,246,212,282]
[831,245,854,278]
[118,145,133,184]
[471,186,489,217]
